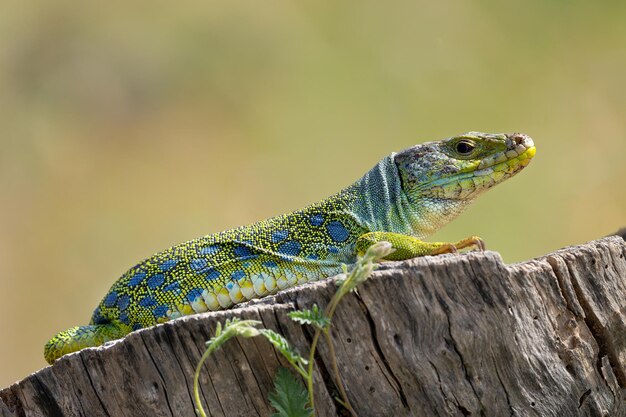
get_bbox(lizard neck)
[351,155,424,237]
[352,155,471,239]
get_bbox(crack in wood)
[354,292,409,410]
[79,357,110,417]
[564,259,626,388]
[490,349,514,417]
[140,336,175,417]
[439,300,485,416]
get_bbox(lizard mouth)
[473,133,535,176]
[426,133,536,200]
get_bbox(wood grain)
[2,237,625,417]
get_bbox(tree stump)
[1,237,625,417]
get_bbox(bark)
[1,237,625,417]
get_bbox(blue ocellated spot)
[234,245,253,258]
[104,291,118,308]
[263,260,278,268]
[200,244,219,255]
[132,323,142,331]
[278,241,302,256]
[306,253,319,260]
[92,307,106,324]
[191,258,208,272]
[187,288,204,302]
[159,258,178,271]
[147,274,165,289]
[119,312,130,325]
[328,246,340,254]
[163,282,180,292]
[242,261,251,269]
[117,294,131,311]
[310,214,324,226]
[326,221,349,243]
[205,269,220,281]
[271,230,289,243]
[153,305,169,318]
[231,270,246,280]
[139,296,157,307]
[128,272,146,287]
[226,282,234,290]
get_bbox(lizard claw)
[432,243,458,255]
[455,236,485,252]
[432,236,484,255]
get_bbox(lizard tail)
[44,323,127,364]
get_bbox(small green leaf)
[259,329,307,367]
[288,304,331,330]
[339,241,393,294]
[269,368,313,417]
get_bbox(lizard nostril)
[509,133,527,145]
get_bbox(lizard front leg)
[355,231,485,261]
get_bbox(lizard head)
[394,132,535,234]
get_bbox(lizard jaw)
[475,133,535,172]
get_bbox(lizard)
[44,132,535,364]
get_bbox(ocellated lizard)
[44,132,535,364]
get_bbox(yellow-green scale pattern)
[44,132,536,364]
[95,187,364,331]
[44,185,371,364]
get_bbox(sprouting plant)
[193,318,263,417]
[193,241,393,417]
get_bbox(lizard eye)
[455,139,475,156]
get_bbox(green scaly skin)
[44,132,536,364]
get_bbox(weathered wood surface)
[2,237,625,417]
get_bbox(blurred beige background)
[1,1,625,387]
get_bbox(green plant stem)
[306,327,323,411]
[324,329,356,416]
[194,343,217,417]
[289,358,310,380]
[306,286,356,415]
[325,289,344,321]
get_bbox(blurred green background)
[1,1,625,387]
